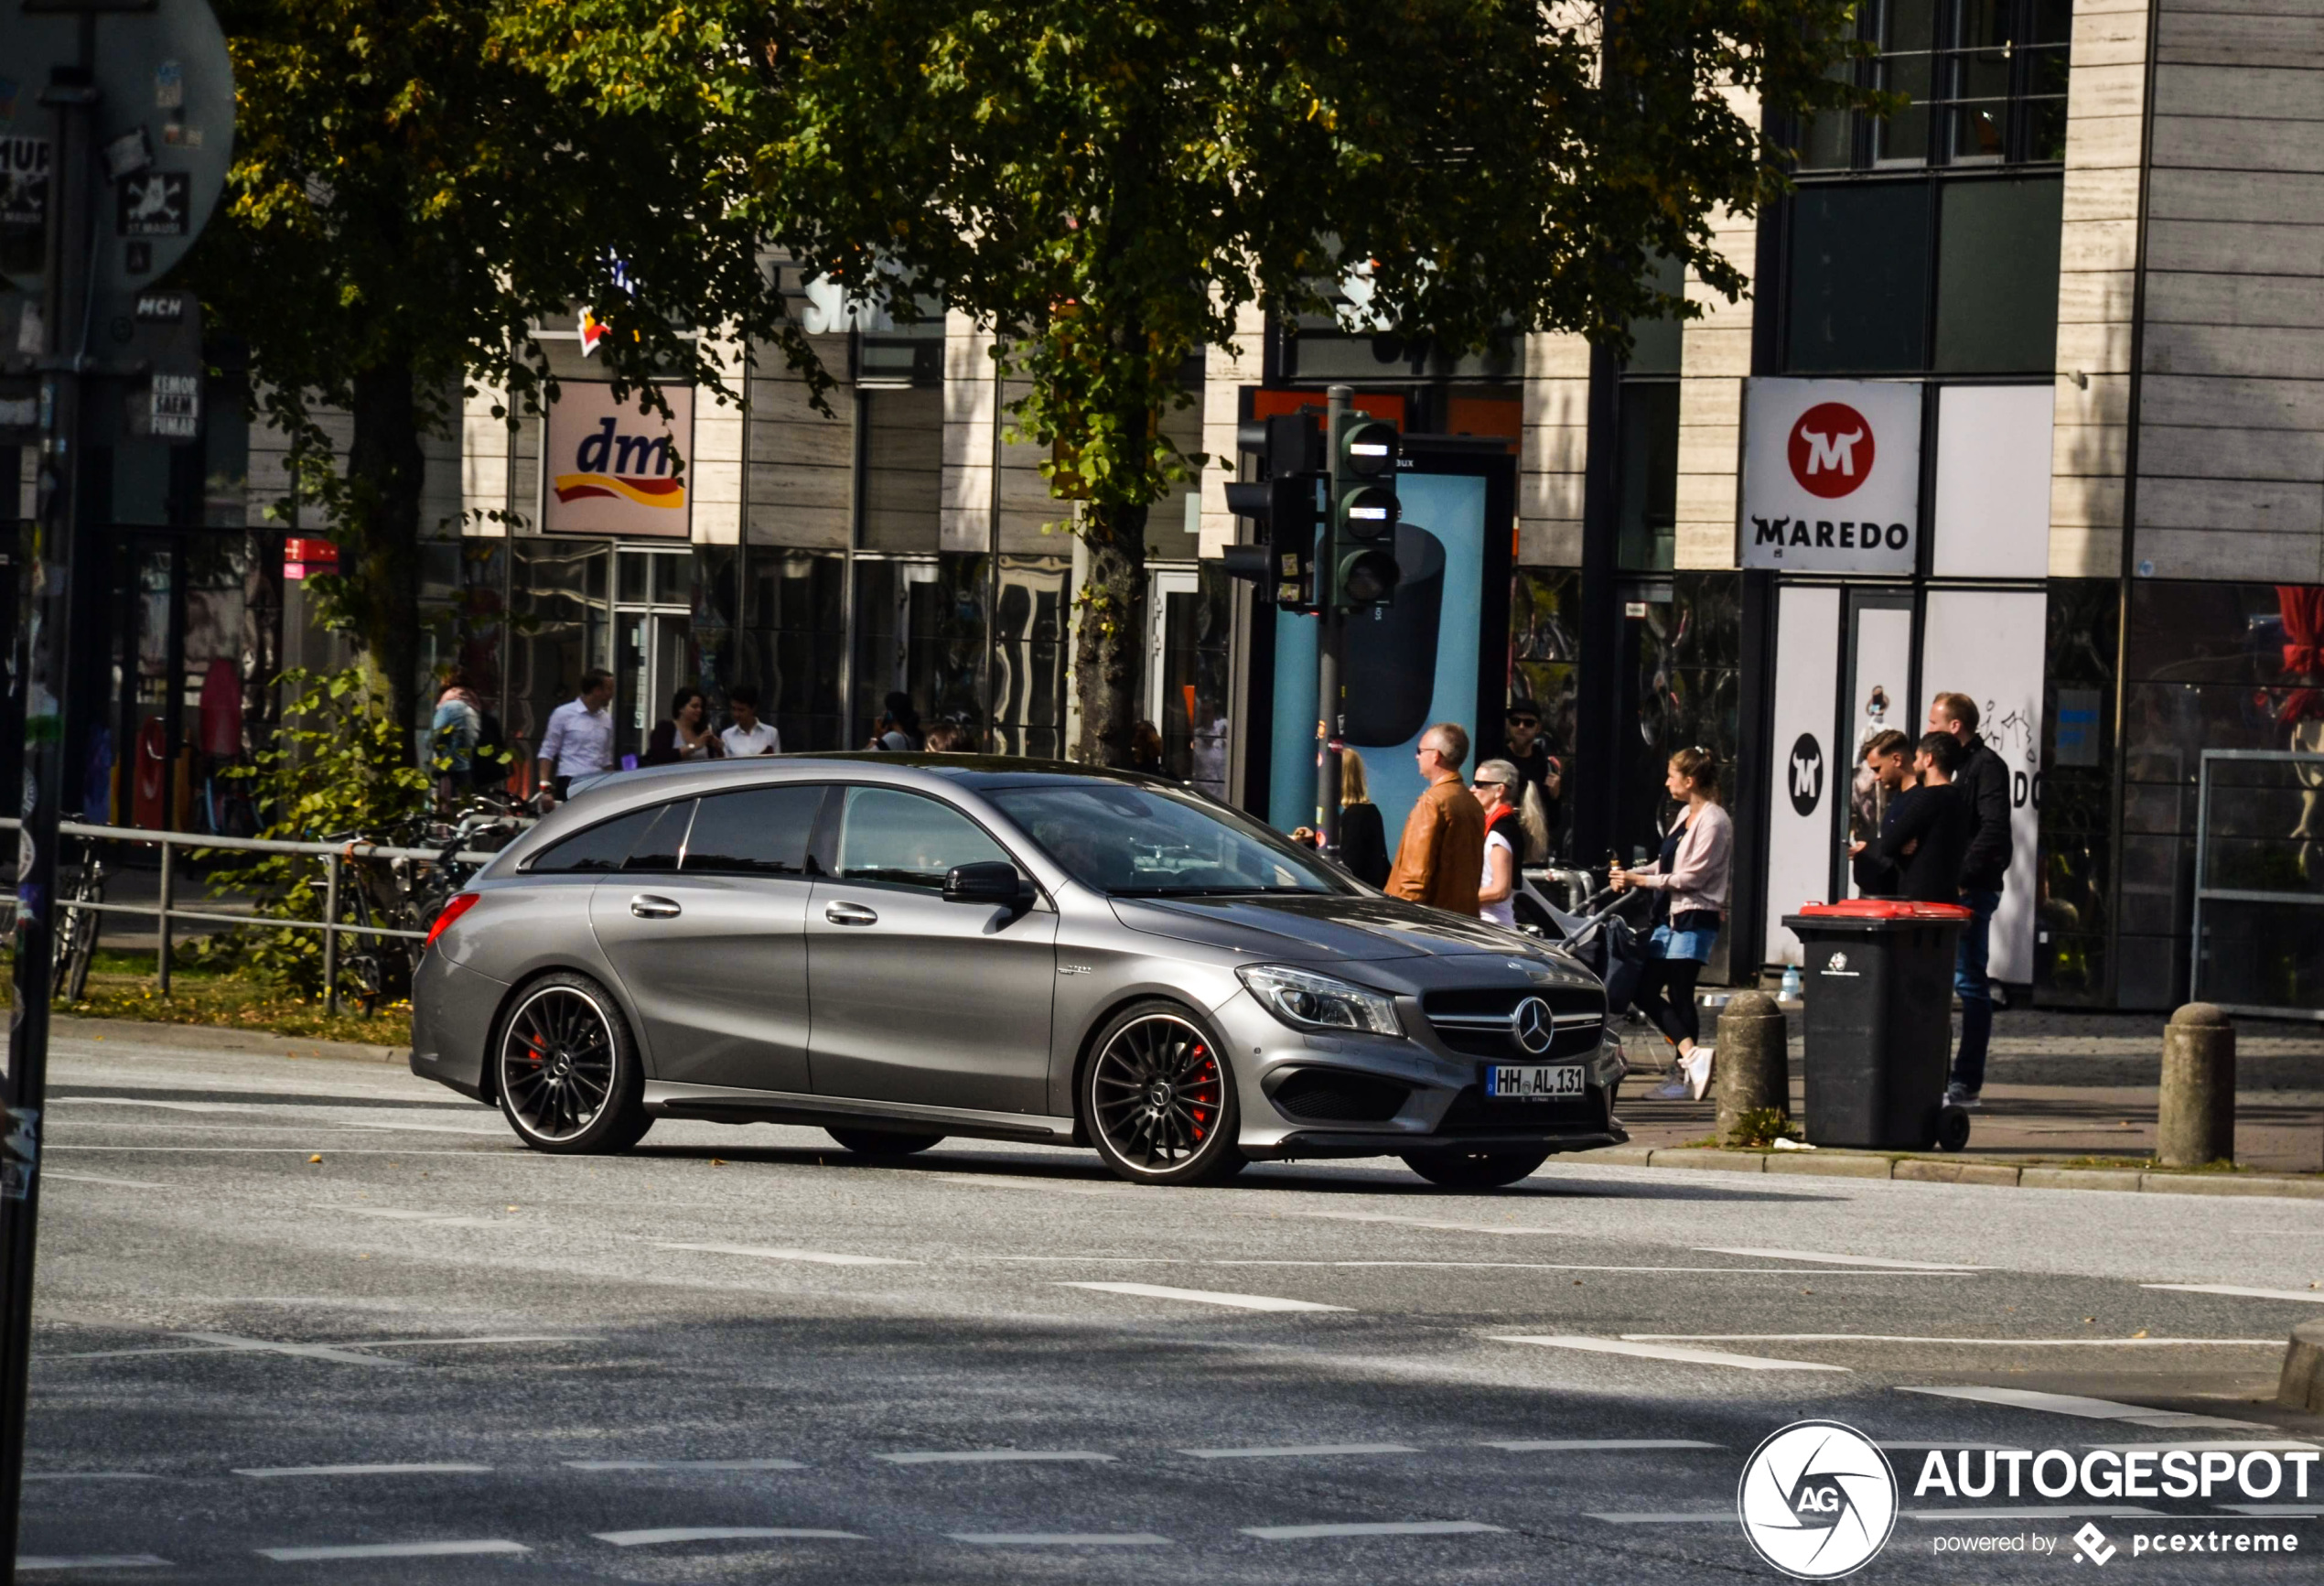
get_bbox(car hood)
[1107,892,1543,963]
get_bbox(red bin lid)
[1795,899,1974,920]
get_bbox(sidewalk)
[1610,1004,2324,1176]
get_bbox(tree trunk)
[1072,499,1147,768]
[343,361,426,747]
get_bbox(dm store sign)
[1738,378,1921,575]
[543,381,694,539]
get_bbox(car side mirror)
[944,860,1028,908]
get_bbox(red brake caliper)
[1189,1042,1212,1141]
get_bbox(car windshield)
[985,782,1352,897]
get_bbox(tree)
[195,0,815,735]
[530,0,1866,764]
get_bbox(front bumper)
[1214,988,1629,1163]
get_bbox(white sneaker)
[1684,1047,1715,1101]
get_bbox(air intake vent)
[1272,1069,1409,1124]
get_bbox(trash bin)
[1781,901,1974,1151]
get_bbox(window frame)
[1801,0,2070,175]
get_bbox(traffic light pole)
[1,20,99,1574]
[1317,385,1350,860]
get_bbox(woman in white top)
[1610,746,1735,1099]
[1470,759,1523,930]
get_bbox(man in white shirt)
[720,685,780,758]
[535,669,615,807]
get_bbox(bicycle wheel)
[63,865,102,1001]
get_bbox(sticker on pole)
[1736,1419,1897,1579]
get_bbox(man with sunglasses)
[1503,702,1564,862]
[1384,723,1486,913]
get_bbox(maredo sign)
[542,381,694,538]
[1738,378,1921,573]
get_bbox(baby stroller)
[1512,870,1653,1020]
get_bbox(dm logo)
[554,416,685,512]
[1737,1419,1897,1580]
[1787,402,1874,501]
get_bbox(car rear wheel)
[493,973,651,1155]
[1402,1148,1550,1190]
[1083,1001,1245,1186]
[825,1127,943,1156]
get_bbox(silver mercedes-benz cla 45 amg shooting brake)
[411,756,1629,1188]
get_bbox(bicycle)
[52,824,107,1004]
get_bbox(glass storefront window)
[509,539,612,771]
[1932,177,2063,374]
[858,386,943,553]
[991,554,1073,760]
[1157,568,1234,797]
[1509,568,1582,860]
[1615,383,1681,572]
[1785,182,1932,373]
[2035,578,2117,1005]
[742,550,846,751]
[851,555,988,747]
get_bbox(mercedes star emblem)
[1511,996,1555,1055]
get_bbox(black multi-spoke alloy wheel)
[492,972,651,1154]
[1402,1148,1551,1190]
[1083,1000,1244,1186]
[825,1127,944,1156]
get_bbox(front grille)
[1422,987,1605,1060]
[1270,1069,1410,1124]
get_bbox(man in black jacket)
[1853,733,1972,902]
[1931,691,2013,1106]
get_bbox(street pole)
[0,17,98,1575]
[1318,385,1350,861]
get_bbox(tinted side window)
[833,788,1009,891]
[683,785,823,877]
[529,805,659,874]
[623,799,695,872]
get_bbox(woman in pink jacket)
[1610,746,1734,1100]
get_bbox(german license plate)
[1485,1064,1585,1100]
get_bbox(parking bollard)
[1716,989,1789,1143]
[2158,1002,2235,1168]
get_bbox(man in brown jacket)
[1384,722,1486,913]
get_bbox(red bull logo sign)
[543,381,694,538]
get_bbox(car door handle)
[824,901,878,927]
[629,894,682,920]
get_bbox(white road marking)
[20,1473,158,1483]
[1896,1386,2268,1430]
[948,1178,1129,1197]
[1058,1281,1350,1313]
[1211,1260,1961,1276]
[876,1450,1115,1465]
[2143,1283,2324,1304]
[255,1539,529,1561]
[1625,1333,2282,1347]
[48,1333,594,1364]
[14,1557,172,1571]
[42,1171,169,1189]
[658,1243,916,1268]
[322,1207,503,1228]
[2222,1505,2324,1516]
[943,1525,1171,1535]
[342,1119,515,1138]
[1584,1512,1735,1524]
[1491,1335,1847,1372]
[1482,1440,1723,1451]
[172,1332,408,1368]
[1695,1246,1986,1271]
[1242,1209,1563,1237]
[1904,1507,2162,1521]
[566,1458,807,1472]
[1241,1520,1505,1540]
[595,1527,863,1546]
[234,1463,491,1478]
[1178,1443,1419,1460]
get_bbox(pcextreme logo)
[1737,1420,1898,1579]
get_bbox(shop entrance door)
[616,609,694,762]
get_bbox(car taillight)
[425,892,480,951]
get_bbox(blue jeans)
[1952,890,2001,1093]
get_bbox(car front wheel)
[1082,1000,1246,1187]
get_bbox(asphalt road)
[15,1029,2324,1583]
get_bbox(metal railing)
[0,819,506,1015]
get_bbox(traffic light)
[1221,412,1324,612]
[1329,414,1400,613]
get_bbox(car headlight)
[1236,964,1403,1038]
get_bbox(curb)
[1567,1144,2324,1201]
[2281,1322,2324,1415]
[51,1013,405,1067]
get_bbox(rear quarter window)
[527,804,660,874]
